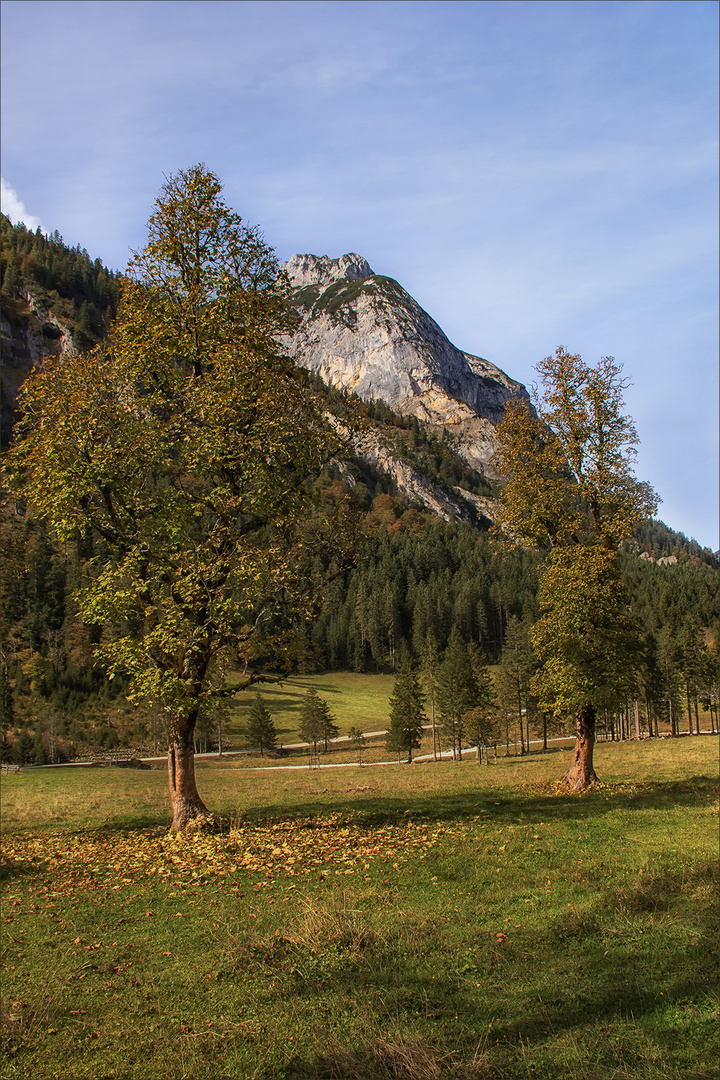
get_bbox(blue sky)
[2,0,717,548]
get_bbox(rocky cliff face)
[282,253,528,477]
[1,294,76,444]
[2,252,521,525]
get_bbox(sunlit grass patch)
[225,670,396,745]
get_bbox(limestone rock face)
[349,425,474,522]
[281,253,528,477]
[284,253,373,289]
[1,294,75,443]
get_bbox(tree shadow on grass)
[260,863,719,1079]
[0,857,40,883]
[228,776,719,831]
[482,870,720,1056]
[247,890,718,1079]
[3,776,715,849]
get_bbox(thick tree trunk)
[562,703,598,792]
[168,717,208,832]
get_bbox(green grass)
[1,736,718,1079]
[225,672,397,747]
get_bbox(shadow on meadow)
[232,853,718,1079]
[475,860,719,1054]
[221,862,718,1080]
[226,775,719,831]
[9,773,713,839]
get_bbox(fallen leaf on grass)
[2,815,465,907]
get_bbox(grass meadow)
[225,672,399,747]
[1,726,717,1079]
[213,669,698,759]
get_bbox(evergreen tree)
[435,627,478,760]
[497,616,536,754]
[657,626,683,737]
[464,705,501,763]
[348,725,365,763]
[318,694,340,751]
[13,729,32,765]
[679,617,704,736]
[638,633,664,739]
[465,646,500,761]
[420,630,441,760]
[75,300,96,351]
[699,639,719,734]
[299,688,338,752]
[243,694,277,757]
[386,648,426,763]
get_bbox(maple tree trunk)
[562,703,598,792]
[168,715,208,832]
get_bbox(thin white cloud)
[1,177,43,231]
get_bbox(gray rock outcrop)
[1,293,76,442]
[281,253,528,477]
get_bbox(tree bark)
[562,703,598,791]
[168,716,208,832]
[644,695,653,737]
[518,687,525,754]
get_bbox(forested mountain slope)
[0,213,121,444]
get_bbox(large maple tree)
[495,347,658,790]
[6,165,345,829]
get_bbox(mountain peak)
[281,254,529,480]
[283,252,373,289]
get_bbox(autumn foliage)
[495,348,659,789]
[5,166,345,829]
